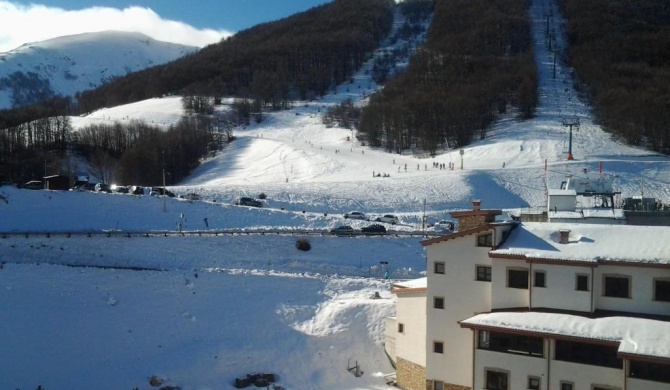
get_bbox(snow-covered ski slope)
[1,1,669,389]
[70,0,670,217]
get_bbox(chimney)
[559,229,571,244]
[449,200,502,231]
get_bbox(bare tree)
[87,149,117,184]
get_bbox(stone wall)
[456,215,489,231]
[396,357,426,390]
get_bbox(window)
[528,376,540,390]
[478,330,543,357]
[477,233,493,247]
[433,381,444,390]
[398,323,404,334]
[576,274,589,291]
[433,341,444,354]
[654,279,670,302]
[629,360,670,383]
[534,271,546,288]
[508,268,529,289]
[433,296,445,309]
[603,275,630,298]
[485,370,508,390]
[476,265,492,281]
[560,382,574,390]
[479,330,490,348]
[555,340,622,369]
[434,262,445,274]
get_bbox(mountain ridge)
[0,30,198,109]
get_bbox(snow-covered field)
[1,0,669,389]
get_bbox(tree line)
[358,0,537,155]
[0,0,395,184]
[75,0,394,114]
[559,0,670,154]
[0,111,218,186]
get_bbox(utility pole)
[561,118,580,160]
[162,169,167,212]
[553,49,557,80]
[422,199,426,237]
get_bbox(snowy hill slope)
[1,1,670,389]
[0,31,197,108]
[65,2,670,216]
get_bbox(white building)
[386,278,427,390]
[387,201,670,390]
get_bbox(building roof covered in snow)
[460,311,670,362]
[490,222,670,265]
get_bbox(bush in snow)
[258,192,267,200]
[295,238,311,251]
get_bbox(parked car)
[375,214,399,224]
[129,185,145,195]
[22,180,43,190]
[361,224,387,235]
[179,193,202,201]
[95,183,112,193]
[110,184,129,194]
[344,211,367,220]
[434,220,454,232]
[236,197,263,207]
[150,187,175,197]
[73,182,97,192]
[330,225,355,236]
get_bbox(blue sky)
[0,0,332,52]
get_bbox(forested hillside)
[76,0,394,113]
[560,0,670,154]
[358,0,537,155]
[0,0,394,184]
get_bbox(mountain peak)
[0,31,198,109]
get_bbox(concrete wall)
[425,233,493,387]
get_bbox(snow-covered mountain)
[1,2,670,389]
[0,31,198,109]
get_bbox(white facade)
[396,217,670,390]
[462,314,670,390]
[474,344,625,390]
[474,347,549,390]
[593,265,670,316]
[628,377,670,390]
[527,262,594,312]
[488,260,670,315]
[424,226,505,388]
[393,290,426,367]
[548,189,577,212]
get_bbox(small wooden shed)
[43,175,70,190]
